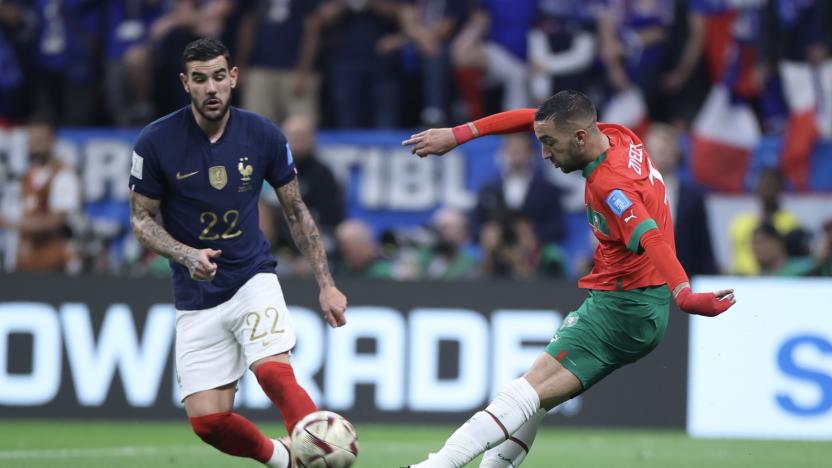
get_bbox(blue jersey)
[129,106,296,310]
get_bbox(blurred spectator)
[729,167,801,275]
[418,207,479,279]
[334,219,393,278]
[597,0,674,132]
[662,1,705,95]
[0,1,34,125]
[657,0,710,127]
[751,222,813,276]
[105,0,166,127]
[759,0,832,191]
[399,0,469,126]
[263,115,344,244]
[480,211,539,278]
[0,122,81,272]
[148,0,233,40]
[646,123,716,275]
[30,0,104,125]
[283,115,345,232]
[304,0,404,128]
[474,134,565,245]
[451,0,535,119]
[528,0,599,104]
[237,0,322,124]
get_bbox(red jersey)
[578,123,675,291]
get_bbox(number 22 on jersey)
[198,209,243,240]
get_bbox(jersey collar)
[582,152,606,178]
[187,105,235,145]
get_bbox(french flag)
[690,84,761,192]
[778,61,832,191]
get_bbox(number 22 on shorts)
[245,307,285,345]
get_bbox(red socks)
[187,362,315,465]
[189,412,274,463]
[255,361,318,433]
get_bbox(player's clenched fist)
[185,248,221,281]
[319,285,347,328]
[402,128,457,157]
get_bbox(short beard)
[192,96,229,122]
[557,156,580,173]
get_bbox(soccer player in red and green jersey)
[402,90,735,468]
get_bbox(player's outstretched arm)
[276,177,347,328]
[640,229,735,317]
[129,191,220,281]
[402,108,537,157]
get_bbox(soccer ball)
[291,410,359,467]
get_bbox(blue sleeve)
[129,128,165,199]
[264,122,297,189]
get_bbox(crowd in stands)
[0,0,831,281]
[1,1,830,132]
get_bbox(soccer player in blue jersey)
[128,38,347,467]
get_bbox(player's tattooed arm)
[129,191,219,281]
[277,177,347,327]
[276,177,334,288]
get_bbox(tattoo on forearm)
[129,192,195,268]
[278,179,335,288]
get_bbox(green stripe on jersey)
[627,218,658,253]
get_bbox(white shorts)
[175,273,296,399]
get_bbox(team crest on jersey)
[209,166,227,190]
[238,157,254,192]
[560,312,578,330]
[586,204,609,236]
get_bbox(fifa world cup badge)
[209,166,227,190]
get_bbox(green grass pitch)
[0,421,828,468]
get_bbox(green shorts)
[544,285,670,391]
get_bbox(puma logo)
[624,210,637,223]
[176,170,199,180]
